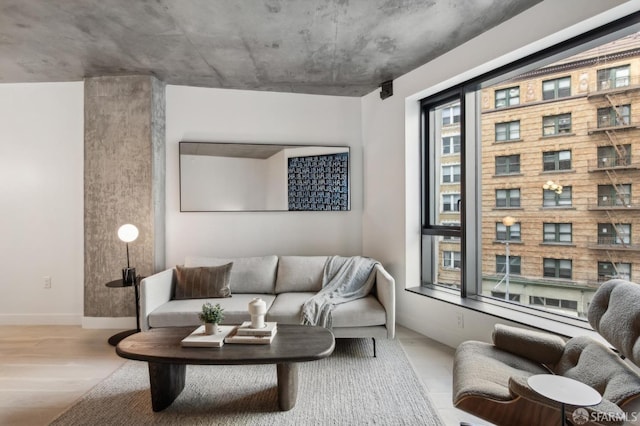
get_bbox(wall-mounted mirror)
[180,142,350,212]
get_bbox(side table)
[528,374,602,426]
[105,277,141,346]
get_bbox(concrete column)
[84,75,165,318]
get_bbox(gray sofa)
[139,255,395,353]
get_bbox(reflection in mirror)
[179,142,350,212]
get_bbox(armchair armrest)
[139,268,175,331]
[493,324,565,366]
[374,264,396,339]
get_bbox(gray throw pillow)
[174,263,233,299]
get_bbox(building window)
[496,189,520,208]
[543,258,572,279]
[442,135,461,155]
[542,76,571,100]
[495,87,520,108]
[442,193,461,212]
[597,105,631,128]
[491,291,521,302]
[543,113,571,136]
[496,222,521,241]
[543,150,571,171]
[530,296,578,311]
[598,184,631,207]
[543,223,572,243]
[442,164,461,183]
[495,121,520,141]
[597,65,630,90]
[597,145,631,168]
[442,104,460,125]
[598,223,631,245]
[443,251,461,269]
[495,155,520,175]
[598,262,631,282]
[496,255,521,275]
[543,186,572,207]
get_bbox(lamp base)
[122,267,136,285]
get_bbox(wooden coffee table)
[116,324,335,412]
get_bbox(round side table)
[528,374,602,426]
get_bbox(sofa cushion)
[148,294,276,328]
[174,263,232,299]
[184,255,278,294]
[275,256,328,293]
[266,292,386,327]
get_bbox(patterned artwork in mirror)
[287,152,349,211]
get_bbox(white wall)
[166,86,362,267]
[361,0,636,348]
[181,154,270,210]
[0,82,84,324]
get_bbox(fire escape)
[586,73,640,282]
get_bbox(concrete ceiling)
[0,0,542,96]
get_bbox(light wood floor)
[0,325,488,425]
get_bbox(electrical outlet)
[456,312,464,328]
[44,276,52,289]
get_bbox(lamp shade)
[117,224,139,243]
[502,216,516,227]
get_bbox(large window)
[543,150,571,171]
[543,186,572,207]
[542,76,571,100]
[495,121,520,141]
[598,223,631,245]
[442,104,460,125]
[597,105,631,128]
[543,258,572,279]
[495,87,520,108]
[496,222,521,241]
[543,114,571,136]
[598,262,631,281]
[496,189,520,208]
[442,164,461,183]
[420,16,640,322]
[597,145,631,168]
[598,184,631,207]
[442,135,460,155]
[495,155,520,175]
[543,223,572,243]
[597,65,630,89]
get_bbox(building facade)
[478,33,640,318]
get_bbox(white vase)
[204,323,219,335]
[248,297,267,329]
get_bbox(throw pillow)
[174,263,233,299]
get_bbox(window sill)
[540,242,575,247]
[493,139,523,144]
[405,285,607,343]
[493,172,523,178]
[540,169,576,175]
[540,132,576,139]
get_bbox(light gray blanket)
[301,255,379,328]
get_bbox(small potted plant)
[199,302,225,335]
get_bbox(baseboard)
[0,313,82,325]
[82,316,137,329]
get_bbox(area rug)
[50,338,445,425]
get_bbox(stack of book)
[180,325,236,348]
[225,321,277,345]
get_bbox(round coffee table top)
[528,374,602,407]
